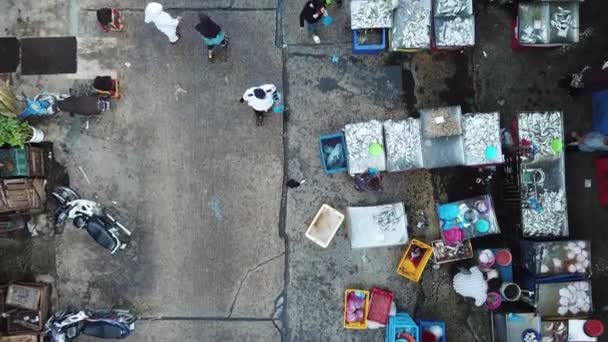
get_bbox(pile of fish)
[391,0,431,50]
[344,120,386,174]
[351,0,395,29]
[518,111,563,159]
[434,17,475,47]
[322,143,345,170]
[383,119,423,171]
[421,106,462,138]
[550,6,573,37]
[518,3,548,44]
[542,321,567,342]
[522,189,568,237]
[462,112,502,165]
[373,205,403,232]
[434,0,471,17]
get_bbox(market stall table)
[492,313,542,342]
[346,202,408,248]
[522,280,592,319]
[520,240,591,281]
[517,1,580,46]
[420,106,465,168]
[437,195,501,244]
[518,111,569,237]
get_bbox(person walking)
[568,131,608,152]
[195,14,229,60]
[144,2,181,44]
[300,0,327,44]
[239,84,278,127]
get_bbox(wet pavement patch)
[0,37,19,73]
[20,37,77,75]
[402,67,417,114]
[440,53,474,112]
[318,77,339,92]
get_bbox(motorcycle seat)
[84,219,118,251]
[81,320,130,338]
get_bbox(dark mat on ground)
[20,37,77,75]
[0,38,20,73]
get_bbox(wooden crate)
[0,146,47,178]
[0,179,46,214]
[5,285,41,311]
[3,283,50,336]
[25,147,46,178]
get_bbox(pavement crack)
[464,307,481,342]
[227,252,286,318]
[272,319,282,336]
[83,7,277,12]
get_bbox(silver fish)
[383,119,423,171]
[434,16,475,47]
[345,120,386,174]
[391,0,431,50]
[435,0,470,17]
[351,0,395,29]
[462,112,502,165]
[518,111,563,160]
[522,189,568,237]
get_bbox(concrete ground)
[1,0,608,341]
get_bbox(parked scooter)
[45,309,135,342]
[19,92,111,119]
[52,186,131,254]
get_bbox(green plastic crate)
[0,148,29,177]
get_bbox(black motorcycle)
[52,186,132,254]
[45,309,135,341]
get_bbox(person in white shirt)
[144,2,181,44]
[239,84,278,126]
[452,266,488,306]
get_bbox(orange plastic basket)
[343,289,369,329]
[396,239,433,282]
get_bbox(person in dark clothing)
[195,13,229,60]
[299,0,326,44]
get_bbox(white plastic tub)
[305,204,345,248]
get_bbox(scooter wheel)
[52,186,81,204]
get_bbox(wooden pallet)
[0,179,46,214]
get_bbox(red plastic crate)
[596,158,608,206]
[367,287,393,325]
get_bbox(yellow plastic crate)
[397,239,433,282]
[343,289,369,329]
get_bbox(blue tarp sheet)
[592,89,608,135]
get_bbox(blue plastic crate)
[386,313,419,342]
[352,28,387,55]
[319,132,348,174]
[417,320,446,342]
